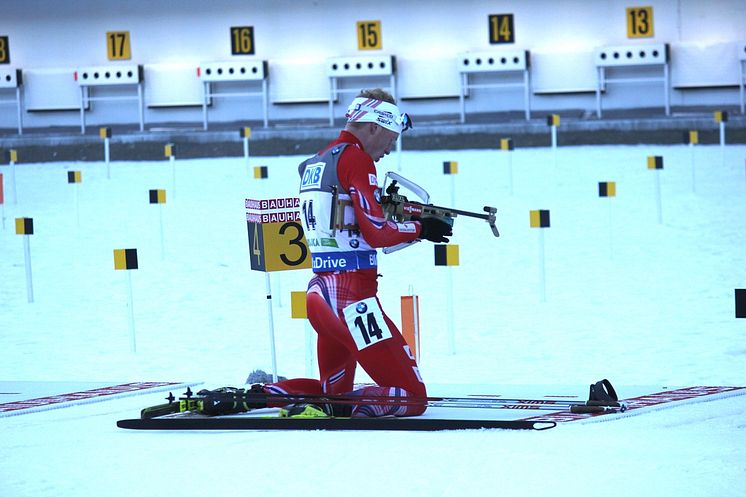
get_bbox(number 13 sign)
[626,6,654,38]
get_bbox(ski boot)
[280,403,333,418]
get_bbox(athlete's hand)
[415,217,452,243]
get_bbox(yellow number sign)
[357,21,382,50]
[247,220,311,272]
[246,197,311,272]
[626,7,654,38]
[107,31,131,60]
[230,26,255,55]
[488,14,514,44]
[0,36,9,64]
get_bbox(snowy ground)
[1,143,745,496]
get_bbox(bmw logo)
[356,302,368,314]
[349,239,359,248]
[374,188,382,204]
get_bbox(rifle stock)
[381,181,499,237]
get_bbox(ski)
[164,388,623,410]
[139,398,616,419]
[428,399,622,412]
[120,381,624,431]
[117,416,556,431]
[138,385,624,419]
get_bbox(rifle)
[380,172,499,239]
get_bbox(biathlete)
[202,88,452,418]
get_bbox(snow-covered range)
[1,143,745,496]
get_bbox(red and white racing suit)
[267,131,427,417]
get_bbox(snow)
[1,143,745,496]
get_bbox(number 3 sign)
[246,197,312,272]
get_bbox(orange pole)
[400,295,420,362]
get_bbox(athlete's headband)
[345,97,413,134]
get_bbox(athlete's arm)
[338,147,420,248]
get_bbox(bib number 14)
[343,297,392,350]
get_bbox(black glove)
[416,217,453,243]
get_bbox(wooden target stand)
[594,43,670,118]
[74,64,144,134]
[198,60,269,129]
[0,67,23,134]
[457,49,531,122]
